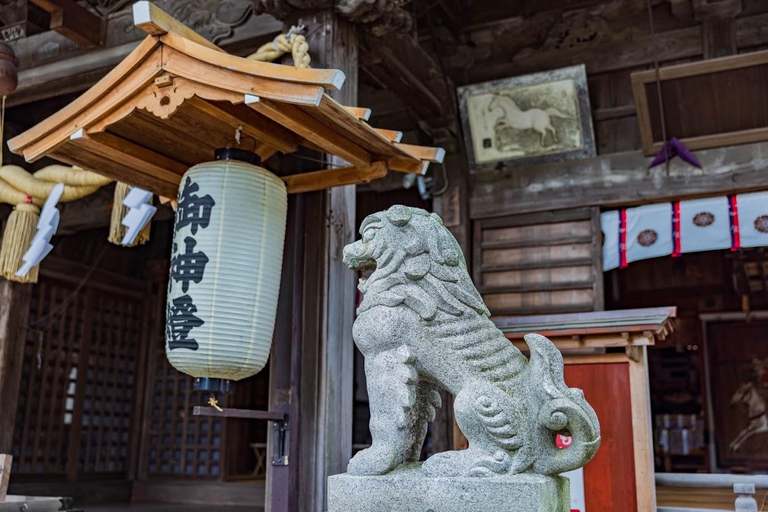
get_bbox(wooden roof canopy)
[7,2,445,198]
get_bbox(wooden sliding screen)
[11,274,147,479]
[473,207,604,316]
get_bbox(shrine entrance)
[607,248,768,507]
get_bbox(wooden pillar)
[305,12,357,511]
[694,0,742,59]
[267,11,358,512]
[0,281,32,452]
[0,281,32,463]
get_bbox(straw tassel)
[108,182,150,246]
[0,203,40,283]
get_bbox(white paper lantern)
[165,149,287,393]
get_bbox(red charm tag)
[556,434,573,449]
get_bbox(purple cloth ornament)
[648,137,702,169]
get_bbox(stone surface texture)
[341,206,601,481]
[328,464,570,512]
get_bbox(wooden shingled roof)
[8,2,444,198]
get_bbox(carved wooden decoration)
[458,65,596,171]
[7,2,444,197]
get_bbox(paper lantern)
[165,149,287,393]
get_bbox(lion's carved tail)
[524,333,601,475]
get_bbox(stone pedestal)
[327,464,570,512]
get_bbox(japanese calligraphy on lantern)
[163,157,287,387]
[166,177,216,352]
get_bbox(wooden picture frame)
[702,312,768,470]
[457,65,596,171]
[632,50,768,156]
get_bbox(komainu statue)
[342,205,600,478]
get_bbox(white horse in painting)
[730,381,768,452]
[487,94,573,148]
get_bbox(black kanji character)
[176,177,215,235]
[166,295,204,351]
[170,236,209,293]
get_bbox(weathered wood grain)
[283,162,387,194]
[133,1,221,51]
[0,281,32,455]
[470,141,768,218]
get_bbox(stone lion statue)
[342,205,600,478]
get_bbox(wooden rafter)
[282,162,388,194]
[245,95,371,167]
[184,96,299,155]
[132,1,221,52]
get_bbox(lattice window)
[144,349,225,478]
[12,282,84,475]
[77,295,141,475]
[12,278,145,478]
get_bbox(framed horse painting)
[705,315,768,469]
[457,65,596,171]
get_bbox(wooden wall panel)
[565,362,638,511]
[474,207,603,315]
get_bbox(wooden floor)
[657,485,767,509]
[83,504,257,511]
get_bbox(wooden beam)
[447,11,768,85]
[0,281,32,455]
[279,11,358,512]
[373,128,402,143]
[469,141,768,219]
[344,106,371,121]
[132,1,221,52]
[694,0,741,59]
[192,406,286,421]
[360,31,456,130]
[395,143,445,163]
[30,0,105,48]
[629,346,657,512]
[69,129,185,184]
[52,141,178,198]
[282,162,387,194]
[184,96,299,155]
[387,157,429,175]
[245,95,371,167]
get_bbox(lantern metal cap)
[194,377,236,394]
[214,147,262,166]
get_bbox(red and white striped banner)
[602,191,768,271]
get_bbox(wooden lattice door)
[11,276,148,479]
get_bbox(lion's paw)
[347,446,400,476]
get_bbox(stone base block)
[327,464,570,512]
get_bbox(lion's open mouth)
[348,258,376,289]
[347,257,376,272]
